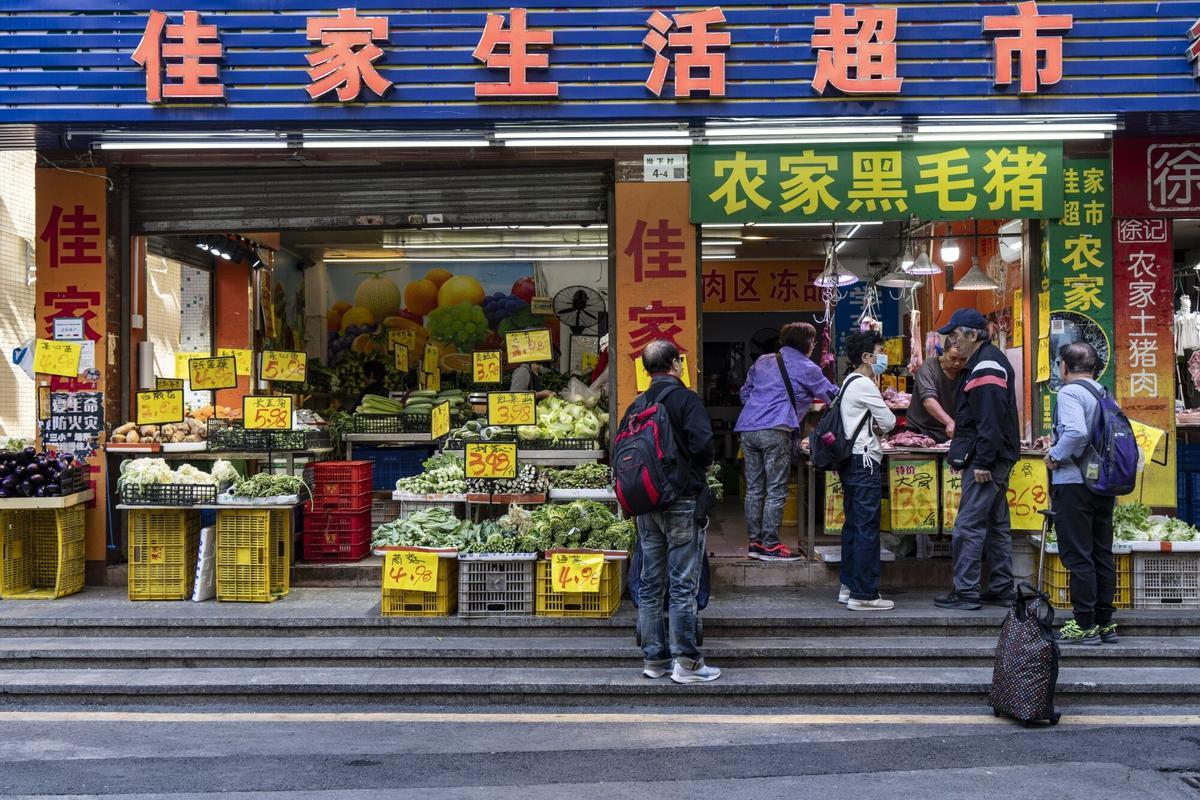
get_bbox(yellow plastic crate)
[127,509,200,601]
[216,509,291,603]
[1041,551,1132,610]
[535,558,624,619]
[0,506,85,600]
[381,558,458,617]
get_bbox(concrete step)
[2,665,1197,707]
[0,635,1196,669]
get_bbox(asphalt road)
[1,703,1199,799]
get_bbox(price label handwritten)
[422,343,440,375]
[635,354,692,391]
[1007,457,1050,531]
[216,347,253,376]
[33,339,81,377]
[550,552,605,594]
[464,442,517,480]
[136,389,185,425]
[505,329,553,364]
[824,472,845,534]
[243,396,293,430]
[382,550,440,593]
[189,356,238,390]
[580,351,599,372]
[394,343,410,372]
[888,457,938,533]
[487,392,536,427]
[473,350,502,384]
[431,401,451,440]
[156,377,184,391]
[388,329,416,352]
[174,351,209,380]
[260,350,307,383]
[1130,420,1166,464]
[419,369,440,393]
[942,467,963,530]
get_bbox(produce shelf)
[519,438,600,451]
[0,490,93,510]
[343,433,432,444]
[119,482,219,507]
[465,493,546,505]
[517,450,605,466]
[380,549,459,617]
[547,488,616,501]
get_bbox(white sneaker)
[837,585,850,604]
[670,662,722,684]
[642,662,671,679]
[847,597,895,612]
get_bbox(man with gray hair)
[934,309,1020,611]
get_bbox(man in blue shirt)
[1047,342,1119,646]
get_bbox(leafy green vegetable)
[545,463,612,489]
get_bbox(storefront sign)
[155,377,184,391]
[888,457,938,533]
[702,261,824,313]
[188,356,238,391]
[33,339,81,378]
[41,392,104,461]
[1007,458,1050,531]
[464,442,518,480]
[216,347,253,376]
[431,401,451,440]
[1115,138,1200,218]
[487,392,536,427]
[260,350,307,383]
[644,154,689,183]
[614,182,699,413]
[634,354,692,392]
[550,552,605,593]
[472,350,502,384]
[382,550,440,593]
[505,329,553,364]
[691,143,1064,224]
[243,396,292,430]
[1114,219,1175,507]
[942,466,963,530]
[824,473,845,535]
[136,389,184,425]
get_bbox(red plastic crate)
[302,510,371,562]
[308,460,372,483]
[306,477,373,512]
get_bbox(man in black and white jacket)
[934,309,1021,611]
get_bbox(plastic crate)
[119,482,218,507]
[371,497,401,530]
[127,509,201,601]
[1179,443,1200,473]
[302,509,371,562]
[352,414,406,434]
[303,478,373,513]
[1041,551,1133,610]
[0,506,86,600]
[395,494,465,520]
[916,535,952,560]
[381,556,458,617]
[457,554,536,617]
[519,438,599,451]
[206,419,321,452]
[1133,552,1200,609]
[216,508,291,602]
[309,460,372,483]
[535,558,624,618]
[354,446,433,490]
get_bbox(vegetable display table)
[0,490,93,600]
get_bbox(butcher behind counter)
[903,338,967,444]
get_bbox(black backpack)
[613,385,686,515]
[807,373,869,471]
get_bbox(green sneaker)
[1099,623,1120,644]
[1058,620,1101,645]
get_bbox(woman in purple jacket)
[735,322,837,562]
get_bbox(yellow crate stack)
[0,506,85,600]
[535,559,624,619]
[380,558,458,617]
[127,509,200,601]
[216,509,291,603]
[1041,551,1133,610]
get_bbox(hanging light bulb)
[940,237,961,263]
[908,245,940,276]
[900,248,915,270]
[954,256,1000,291]
[877,265,923,289]
[813,252,860,288]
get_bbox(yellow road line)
[0,711,1194,726]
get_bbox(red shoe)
[756,543,802,563]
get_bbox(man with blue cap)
[933,309,1020,611]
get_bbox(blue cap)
[936,308,988,335]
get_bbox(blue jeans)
[838,457,882,601]
[741,428,792,547]
[636,496,706,670]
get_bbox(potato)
[126,430,141,443]
[140,425,159,438]
[114,422,136,436]
[111,433,127,443]
[171,432,185,443]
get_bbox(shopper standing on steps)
[1047,342,1120,646]
[935,309,1019,611]
[736,322,838,563]
[836,330,897,611]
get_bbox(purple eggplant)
[33,486,46,498]
[28,473,45,485]
[18,481,32,496]
[44,483,59,496]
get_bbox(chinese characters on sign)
[243,396,293,430]
[550,552,606,593]
[1007,458,1050,531]
[132,10,224,102]
[702,261,824,312]
[982,1,1072,94]
[643,8,730,98]
[33,339,82,378]
[464,442,518,481]
[306,8,392,101]
[487,392,537,427]
[260,350,307,383]
[382,550,440,593]
[472,351,503,384]
[692,143,1064,223]
[473,8,556,97]
[39,205,101,270]
[811,4,901,96]
[504,329,553,363]
[888,458,938,533]
[41,392,104,461]
[136,390,185,425]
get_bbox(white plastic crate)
[1133,553,1200,609]
[457,553,537,617]
[371,497,401,530]
[391,493,466,521]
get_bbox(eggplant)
[1,477,15,490]
[0,489,10,498]
[44,483,59,496]
[0,464,12,477]
[18,480,32,496]
[33,486,46,498]
[28,473,45,485]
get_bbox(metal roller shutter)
[129,165,610,234]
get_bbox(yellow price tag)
[505,329,553,364]
[1038,291,1050,338]
[33,339,81,377]
[1012,290,1024,348]
[580,351,599,372]
[419,369,441,393]
[394,343,410,372]
[883,337,904,366]
[156,377,184,391]
[388,329,416,352]
[635,354,692,391]
[888,457,938,533]
[422,343,440,375]
[260,350,307,383]
[216,347,253,376]
[431,401,451,440]
[473,350,503,384]
[550,552,605,593]
[1130,420,1166,464]
[382,550,441,592]
[174,351,209,380]
[1036,338,1051,383]
[136,390,185,425]
[942,467,963,530]
[189,356,238,391]
[1008,457,1050,531]
[487,392,536,427]
[243,396,293,430]
[464,442,518,480]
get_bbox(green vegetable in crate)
[545,463,612,489]
[230,473,309,500]
[357,394,405,415]
[371,507,471,549]
[465,463,547,495]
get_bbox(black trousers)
[1051,483,1117,628]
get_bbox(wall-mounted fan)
[553,285,606,335]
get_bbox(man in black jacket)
[625,340,720,684]
[934,309,1020,611]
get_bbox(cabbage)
[517,426,541,442]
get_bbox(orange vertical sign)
[614,182,698,414]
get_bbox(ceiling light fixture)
[954,256,1000,291]
[908,245,941,276]
[940,236,961,263]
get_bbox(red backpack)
[613,385,685,515]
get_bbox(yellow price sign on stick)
[419,369,441,393]
[174,351,209,380]
[1007,457,1050,531]
[1130,420,1167,464]
[473,350,503,384]
[422,343,440,375]
[189,356,238,391]
[464,442,518,480]
[33,339,81,377]
[505,329,553,364]
[635,354,692,391]
[216,347,253,376]
[394,343,410,372]
[260,350,307,383]
[156,377,184,391]
[388,329,416,352]
[487,392,536,427]
[1012,290,1024,348]
[431,401,451,440]
[382,550,440,592]
[824,472,845,534]
[550,552,605,593]
[243,396,293,430]
[136,390,185,425]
